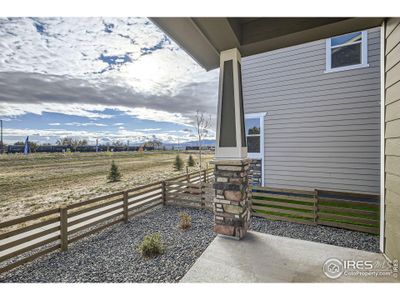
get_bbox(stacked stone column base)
[211,159,251,239]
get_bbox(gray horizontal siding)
[242,27,381,194]
[245,31,380,67]
[244,49,380,79]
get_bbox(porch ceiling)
[150,17,384,70]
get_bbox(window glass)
[328,31,365,70]
[331,43,361,68]
[245,117,261,154]
[245,118,260,135]
[247,136,260,153]
[331,31,362,47]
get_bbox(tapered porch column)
[212,48,251,239]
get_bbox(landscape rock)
[0,206,216,283]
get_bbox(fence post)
[162,181,166,205]
[60,205,68,252]
[123,191,129,223]
[313,189,319,225]
[186,166,190,183]
[203,169,207,183]
[200,182,205,208]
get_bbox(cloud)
[48,122,60,126]
[0,17,219,126]
[0,102,113,119]
[117,107,192,126]
[138,128,161,132]
[0,70,218,125]
[63,122,108,127]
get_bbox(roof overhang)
[150,17,385,71]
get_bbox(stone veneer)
[249,159,262,186]
[211,159,252,239]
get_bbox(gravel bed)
[1,207,379,282]
[250,217,379,252]
[0,206,216,283]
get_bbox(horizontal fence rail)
[164,182,214,210]
[252,186,380,234]
[315,189,380,234]
[0,167,213,275]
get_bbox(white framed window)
[325,31,369,73]
[245,112,266,186]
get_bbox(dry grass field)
[0,151,213,222]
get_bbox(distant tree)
[56,137,73,146]
[248,126,260,135]
[0,141,6,154]
[72,139,88,151]
[143,139,162,150]
[173,154,184,171]
[107,160,122,182]
[14,141,39,152]
[79,139,88,146]
[187,155,195,167]
[194,110,212,172]
[57,137,87,151]
[112,140,124,147]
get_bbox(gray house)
[152,18,399,263]
[242,27,380,194]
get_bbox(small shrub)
[107,160,122,182]
[187,155,195,167]
[138,233,165,258]
[178,212,192,230]
[173,154,184,171]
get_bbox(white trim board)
[379,22,385,253]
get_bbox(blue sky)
[0,17,218,145]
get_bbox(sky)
[0,17,219,145]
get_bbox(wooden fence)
[252,186,380,234]
[1,166,381,275]
[164,182,214,210]
[0,168,213,275]
[164,167,214,209]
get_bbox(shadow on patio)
[181,231,398,283]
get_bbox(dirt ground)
[0,151,214,222]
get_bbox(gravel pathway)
[250,217,379,252]
[0,206,216,283]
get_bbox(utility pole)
[0,119,3,154]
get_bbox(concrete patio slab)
[181,231,399,283]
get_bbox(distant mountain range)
[178,139,215,147]
[161,139,215,148]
